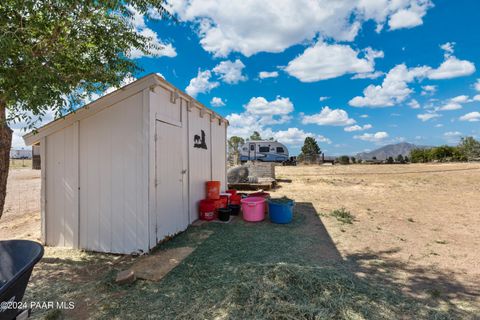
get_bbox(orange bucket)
[206,181,221,199]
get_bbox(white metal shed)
[23,74,228,254]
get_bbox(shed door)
[155,120,187,241]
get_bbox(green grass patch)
[330,208,355,224]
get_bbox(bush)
[410,137,479,163]
[330,208,354,224]
[337,155,350,165]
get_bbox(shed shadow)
[296,202,478,316]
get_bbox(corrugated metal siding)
[45,125,77,247]
[188,107,212,223]
[79,92,148,254]
[211,120,227,190]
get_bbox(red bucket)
[226,189,237,196]
[218,195,229,209]
[199,199,216,221]
[206,181,221,200]
[230,194,242,205]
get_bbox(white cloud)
[444,131,462,143]
[212,59,247,84]
[350,43,475,108]
[272,128,331,145]
[185,70,219,97]
[408,99,420,109]
[428,43,475,80]
[127,6,177,59]
[438,102,462,111]
[301,106,356,126]
[474,79,480,92]
[459,112,480,122]
[349,64,430,107]
[473,95,480,102]
[440,42,455,55]
[417,112,441,121]
[244,97,293,116]
[226,96,295,138]
[127,5,147,29]
[9,109,56,148]
[388,3,430,30]
[226,96,330,146]
[258,71,279,79]
[319,96,330,102]
[450,95,469,103]
[285,42,383,82]
[444,131,461,137]
[210,97,225,107]
[421,85,437,95]
[351,71,384,79]
[129,28,177,58]
[168,0,432,57]
[84,75,137,104]
[360,114,369,118]
[344,124,372,132]
[435,123,444,128]
[428,56,476,80]
[353,131,389,142]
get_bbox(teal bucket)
[268,199,294,224]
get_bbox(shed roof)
[23,73,228,146]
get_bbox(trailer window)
[250,144,255,151]
[259,146,270,153]
[276,147,285,153]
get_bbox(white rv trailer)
[239,140,288,163]
[10,149,32,159]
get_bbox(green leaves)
[0,0,169,127]
[301,137,321,157]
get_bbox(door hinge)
[154,133,158,142]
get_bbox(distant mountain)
[356,142,427,160]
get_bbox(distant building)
[10,149,32,159]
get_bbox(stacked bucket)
[199,181,242,221]
[199,182,294,224]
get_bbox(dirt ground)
[0,168,41,241]
[274,163,480,305]
[1,163,479,318]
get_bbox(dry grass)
[274,163,480,306]
[9,159,33,169]
[0,168,40,241]
[2,163,480,319]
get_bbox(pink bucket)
[241,197,266,222]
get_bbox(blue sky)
[14,0,480,155]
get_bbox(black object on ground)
[228,204,241,216]
[0,240,44,320]
[217,208,232,222]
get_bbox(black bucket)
[228,204,240,216]
[217,208,231,222]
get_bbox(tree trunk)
[0,101,12,220]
